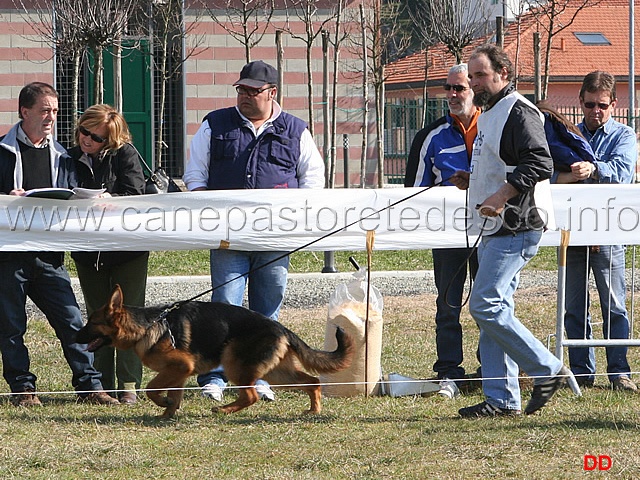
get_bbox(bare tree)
[148,0,205,168]
[359,3,369,189]
[282,0,339,137]
[13,0,84,121]
[527,0,603,100]
[410,0,491,64]
[62,0,141,104]
[405,5,437,128]
[13,0,141,107]
[326,0,350,188]
[349,0,412,188]
[200,0,274,63]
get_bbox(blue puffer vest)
[205,107,307,189]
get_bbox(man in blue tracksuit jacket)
[405,64,480,399]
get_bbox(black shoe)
[524,365,572,415]
[576,376,595,388]
[458,401,521,418]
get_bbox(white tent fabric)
[1,184,639,251]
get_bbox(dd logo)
[583,454,612,471]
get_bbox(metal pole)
[556,230,582,396]
[343,133,350,188]
[629,0,636,132]
[534,32,541,103]
[321,30,337,274]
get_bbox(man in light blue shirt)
[562,71,638,391]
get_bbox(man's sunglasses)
[78,125,106,143]
[236,85,273,97]
[444,84,468,92]
[583,101,611,110]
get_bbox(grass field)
[63,246,563,277]
[2,286,640,479]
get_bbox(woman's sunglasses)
[78,125,106,143]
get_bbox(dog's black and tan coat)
[77,285,354,418]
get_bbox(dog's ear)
[108,284,124,311]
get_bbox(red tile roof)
[387,0,640,87]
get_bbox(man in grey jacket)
[0,82,116,406]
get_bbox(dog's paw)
[159,409,176,419]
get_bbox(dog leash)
[170,180,449,303]
[152,179,454,336]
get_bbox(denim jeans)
[564,245,630,382]
[0,253,103,393]
[197,249,289,387]
[469,231,562,410]
[432,247,478,379]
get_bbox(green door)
[92,41,154,168]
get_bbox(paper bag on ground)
[321,269,383,397]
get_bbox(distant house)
[383,0,640,181]
[387,0,639,107]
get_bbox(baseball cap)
[233,61,278,89]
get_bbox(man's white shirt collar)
[235,100,283,137]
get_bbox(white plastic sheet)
[1,184,640,251]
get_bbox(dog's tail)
[285,327,354,374]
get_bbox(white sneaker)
[255,383,275,402]
[201,383,224,402]
[437,378,460,399]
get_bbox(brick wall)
[0,5,378,186]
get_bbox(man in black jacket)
[0,82,117,406]
[451,46,574,418]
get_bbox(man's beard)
[473,91,492,108]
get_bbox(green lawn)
[65,246,563,277]
[2,291,640,479]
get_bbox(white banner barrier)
[1,184,640,251]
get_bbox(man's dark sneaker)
[524,365,572,415]
[78,391,119,405]
[576,376,595,388]
[458,401,521,418]
[10,387,42,407]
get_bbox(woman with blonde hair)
[69,104,148,404]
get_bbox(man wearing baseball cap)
[183,60,324,404]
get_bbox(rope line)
[0,371,626,399]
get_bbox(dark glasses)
[78,125,106,143]
[444,84,468,92]
[583,101,611,110]
[236,85,272,97]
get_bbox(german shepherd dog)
[76,285,354,418]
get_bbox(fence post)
[343,134,350,189]
[321,140,347,273]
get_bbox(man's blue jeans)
[470,231,562,410]
[564,245,631,383]
[0,254,103,393]
[197,249,289,388]
[432,247,478,380]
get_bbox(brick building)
[0,0,380,186]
